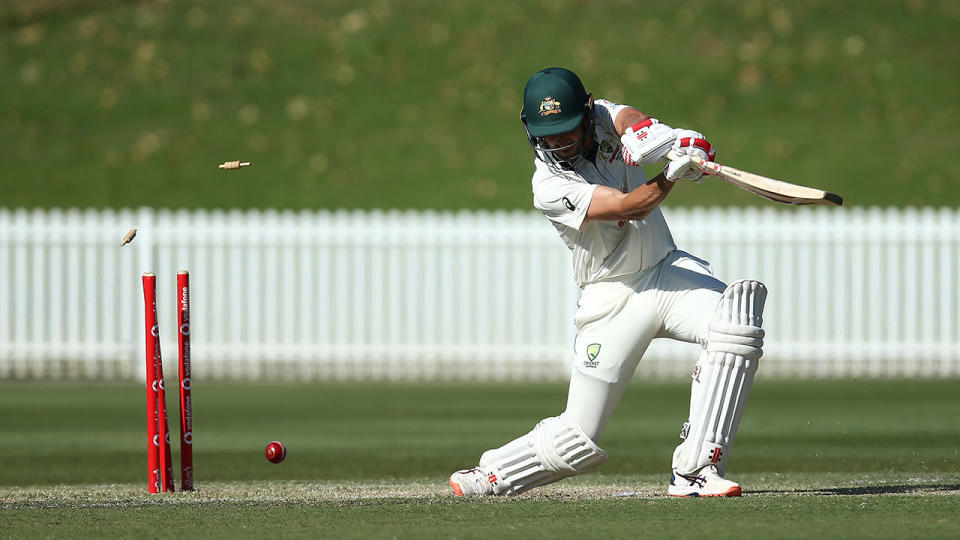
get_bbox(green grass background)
[1,380,958,538]
[2,0,958,210]
[2,379,958,486]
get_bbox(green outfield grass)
[2,0,958,210]
[1,379,958,538]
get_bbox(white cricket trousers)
[562,249,726,441]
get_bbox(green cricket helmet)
[520,67,594,171]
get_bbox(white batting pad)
[478,416,608,495]
[674,279,767,476]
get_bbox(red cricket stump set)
[142,271,194,493]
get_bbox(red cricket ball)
[265,441,287,464]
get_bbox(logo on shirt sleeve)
[562,197,576,211]
[599,140,614,156]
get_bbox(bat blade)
[667,151,843,206]
[703,160,842,206]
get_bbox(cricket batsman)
[449,67,767,497]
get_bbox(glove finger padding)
[664,129,717,182]
[672,129,716,160]
[664,155,697,182]
[620,118,676,165]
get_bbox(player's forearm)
[586,174,673,221]
[613,107,651,137]
[621,173,673,219]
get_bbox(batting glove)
[664,129,716,182]
[620,118,676,166]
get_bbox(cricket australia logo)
[539,97,561,117]
[583,343,601,368]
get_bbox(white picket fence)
[0,206,957,381]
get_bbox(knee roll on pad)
[707,321,764,359]
[675,279,767,476]
[478,416,608,495]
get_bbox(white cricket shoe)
[668,465,742,497]
[449,467,495,496]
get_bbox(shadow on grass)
[753,484,960,496]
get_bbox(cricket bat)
[666,150,843,206]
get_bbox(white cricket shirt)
[531,99,676,287]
